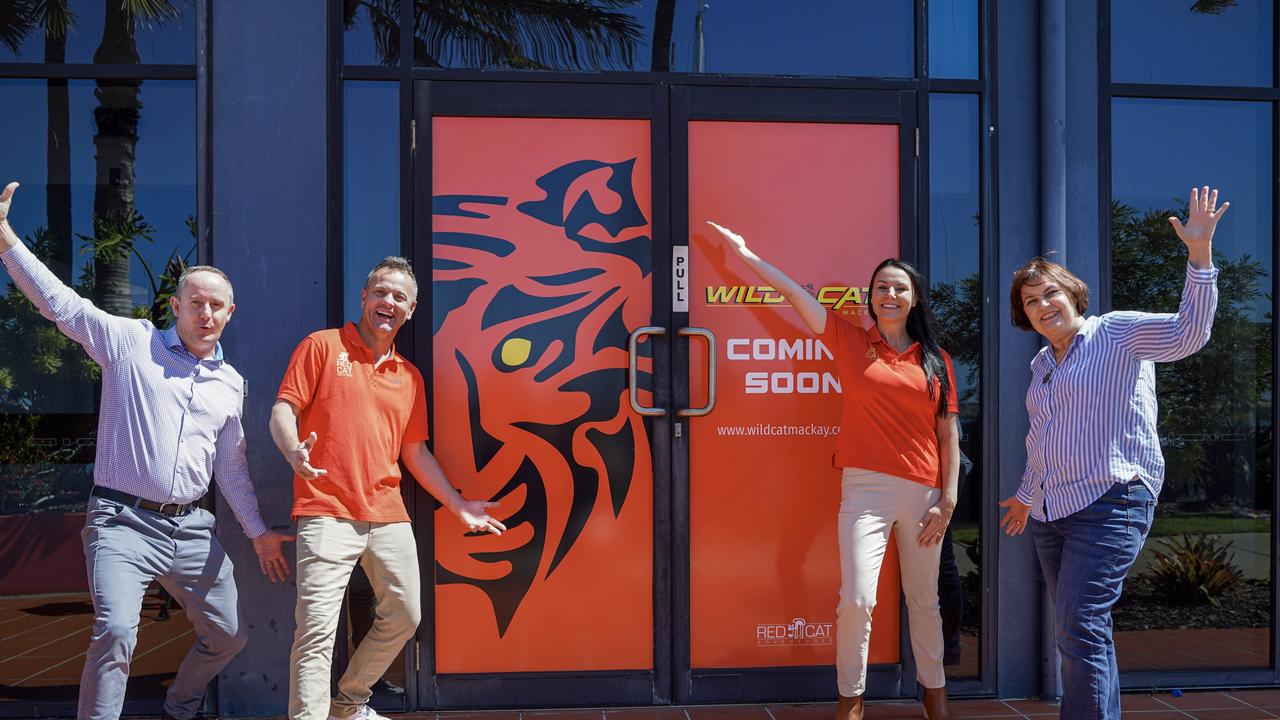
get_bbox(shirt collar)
[341,322,402,364]
[162,325,224,363]
[1035,316,1097,368]
[866,323,920,357]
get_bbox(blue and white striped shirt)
[1,242,268,537]
[1016,264,1218,522]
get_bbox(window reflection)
[1111,0,1272,87]
[0,0,195,65]
[929,0,978,80]
[1111,97,1273,672]
[344,0,399,67]
[928,92,982,679]
[343,81,400,323]
[409,0,647,70]
[396,0,914,77]
[340,80,407,709]
[0,77,196,702]
[670,0,913,76]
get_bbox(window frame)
[1098,0,1280,690]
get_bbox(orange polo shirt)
[277,323,429,522]
[821,310,959,488]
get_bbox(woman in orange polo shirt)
[708,222,961,720]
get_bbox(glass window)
[344,0,399,67]
[340,80,408,708]
[928,92,982,680]
[408,0,914,77]
[670,0,913,77]
[1111,0,1273,87]
[929,0,978,80]
[410,0,652,71]
[1111,97,1273,672]
[343,81,401,323]
[0,77,196,702]
[0,1,195,65]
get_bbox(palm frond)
[31,0,75,39]
[0,1,39,55]
[1190,0,1238,15]
[121,0,185,28]
[357,0,402,66]
[414,0,643,71]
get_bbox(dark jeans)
[1033,480,1155,720]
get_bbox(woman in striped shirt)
[999,186,1228,720]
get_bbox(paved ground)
[404,690,1280,719]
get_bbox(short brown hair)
[1009,257,1089,331]
[177,265,234,303]
[365,256,418,299]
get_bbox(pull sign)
[673,245,689,312]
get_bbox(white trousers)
[288,517,421,720]
[836,468,946,696]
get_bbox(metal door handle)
[628,326,667,416]
[678,327,716,417]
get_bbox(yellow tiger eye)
[501,337,532,366]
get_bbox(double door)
[410,79,919,709]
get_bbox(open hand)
[250,529,296,583]
[0,182,17,225]
[706,221,758,261]
[917,500,954,547]
[998,495,1032,536]
[287,432,327,480]
[457,499,507,535]
[1169,185,1228,269]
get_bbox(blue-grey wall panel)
[210,2,329,716]
[1064,0,1101,300]
[994,0,1047,700]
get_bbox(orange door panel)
[431,117,654,673]
[688,120,902,669]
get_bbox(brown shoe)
[922,685,953,720]
[836,694,863,720]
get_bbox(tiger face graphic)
[430,129,654,660]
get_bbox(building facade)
[0,0,1275,716]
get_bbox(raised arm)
[401,441,506,535]
[1105,186,1225,362]
[0,181,145,365]
[706,221,827,335]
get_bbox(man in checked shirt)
[0,181,294,720]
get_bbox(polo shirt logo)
[865,346,878,360]
[336,352,353,377]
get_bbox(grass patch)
[1151,515,1270,537]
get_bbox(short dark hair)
[365,256,418,299]
[177,265,234,303]
[1009,257,1089,331]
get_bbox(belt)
[91,486,197,517]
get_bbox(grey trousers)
[78,496,247,720]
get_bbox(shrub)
[1140,533,1243,607]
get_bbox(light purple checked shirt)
[1,242,268,537]
[1016,264,1219,522]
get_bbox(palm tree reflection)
[345,0,645,70]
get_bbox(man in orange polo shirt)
[269,256,505,720]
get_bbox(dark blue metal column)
[994,0,1046,701]
[209,1,330,716]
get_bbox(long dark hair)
[865,258,951,415]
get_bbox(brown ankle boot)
[922,685,953,720]
[836,694,863,720]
